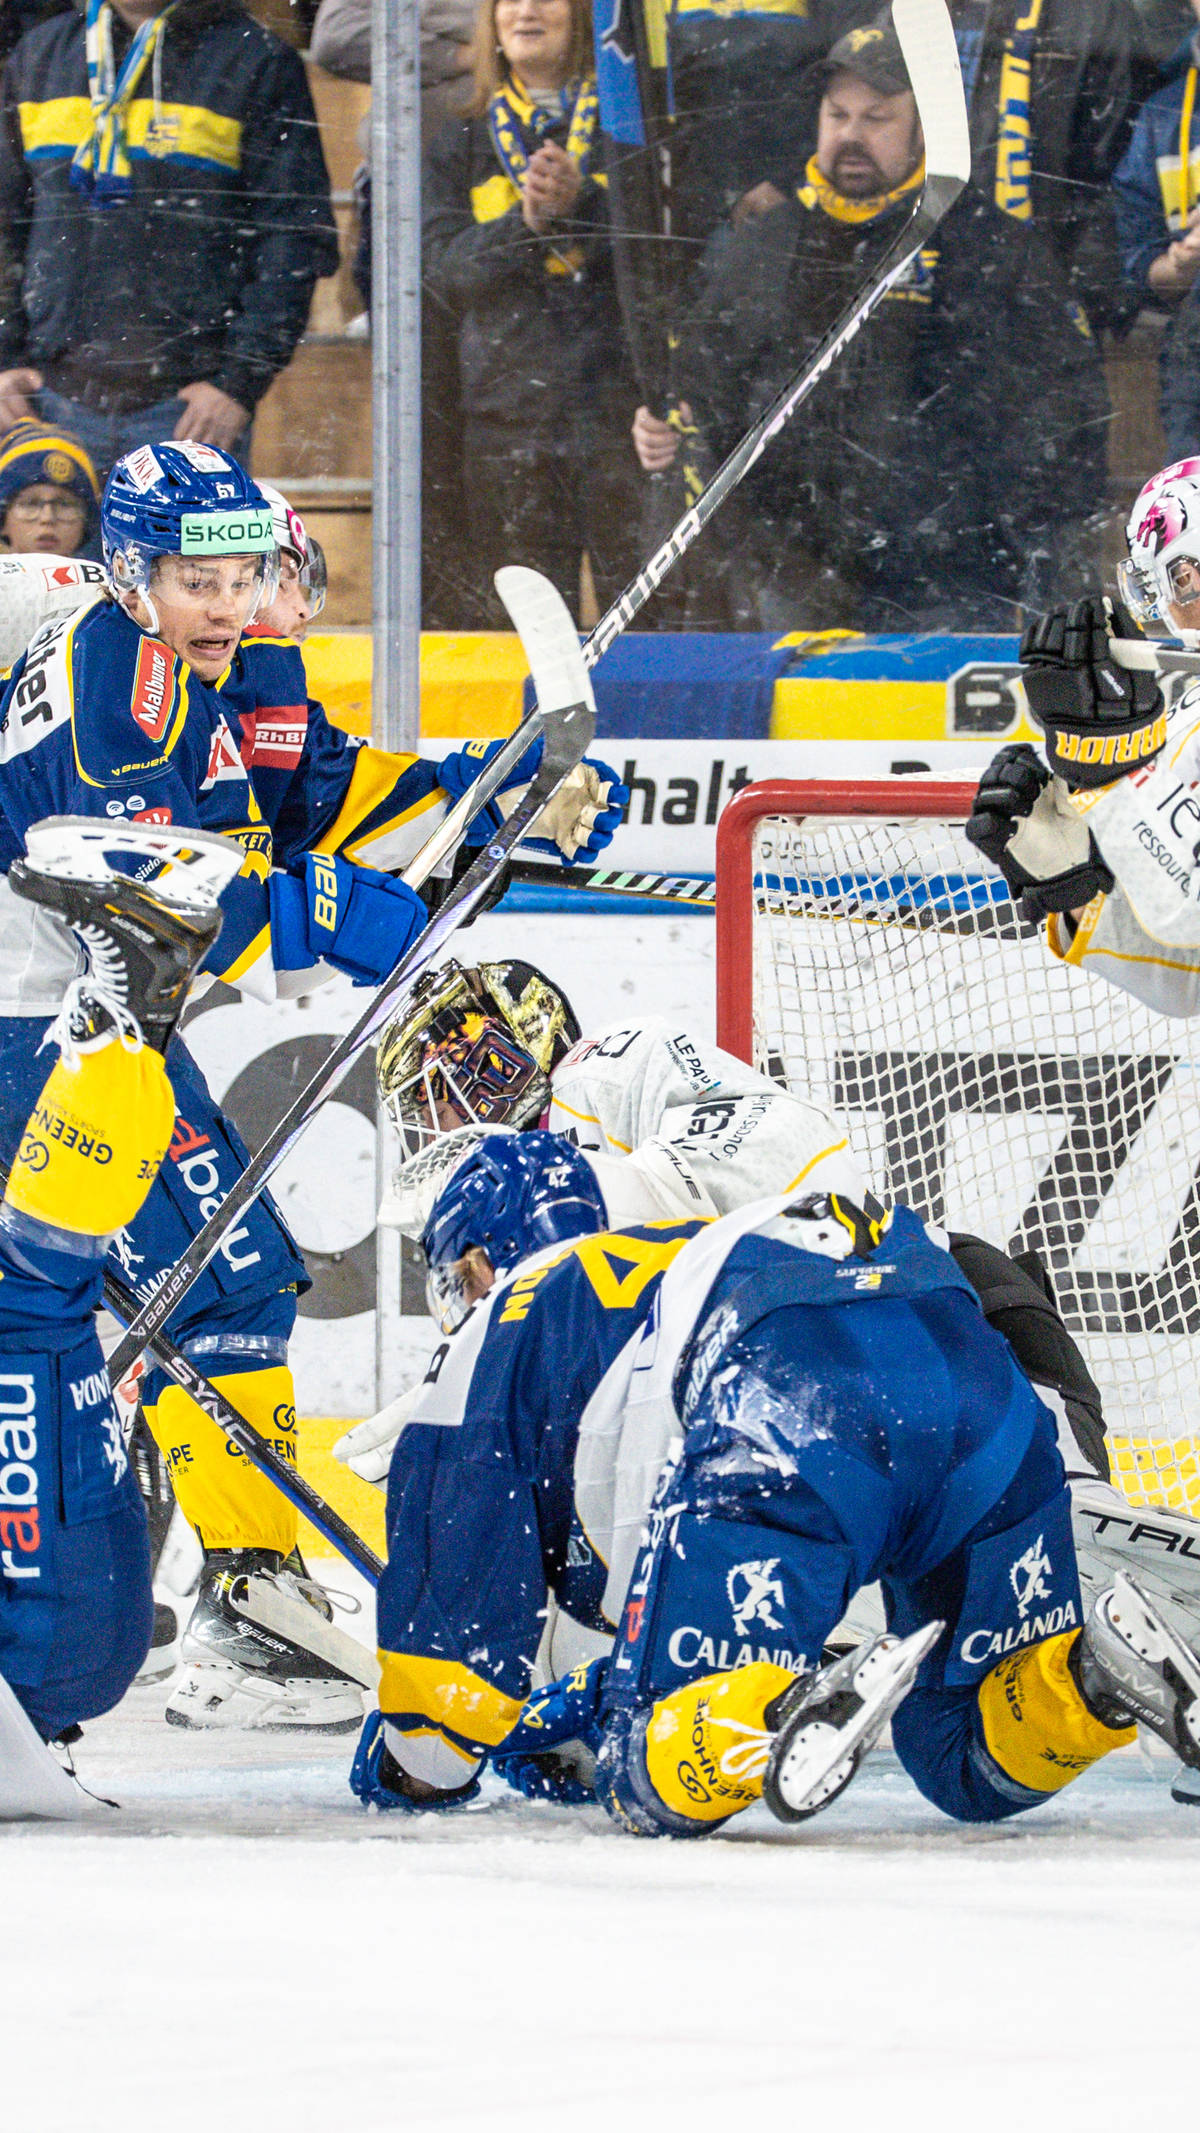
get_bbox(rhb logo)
[1010,1534,1053,1619]
[130,636,173,743]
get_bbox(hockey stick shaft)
[107,698,595,1382]
[509,858,714,904]
[0,1154,383,1582]
[581,0,967,662]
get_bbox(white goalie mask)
[1120,459,1200,641]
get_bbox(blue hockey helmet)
[421,1128,607,1329]
[101,441,279,630]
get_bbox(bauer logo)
[179,509,274,555]
[130,635,174,743]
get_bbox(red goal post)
[714,776,1200,1516]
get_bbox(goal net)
[714,778,1200,1516]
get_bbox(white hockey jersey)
[544,1016,869,1226]
[1047,685,1200,1016]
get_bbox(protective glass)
[424,1255,480,1334]
[1116,555,1160,625]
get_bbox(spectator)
[0,415,99,554]
[632,14,940,633]
[1114,1,1200,305]
[0,0,339,478]
[664,0,867,252]
[422,0,639,625]
[310,0,476,142]
[927,0,1152,625]
[1159,259,1200,451]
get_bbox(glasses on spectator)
[8,494,85,521]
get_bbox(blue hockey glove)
[490,1658,608,1805]
[271,853,427,987]
[437,737,541,846]
[349,1711,480,1813]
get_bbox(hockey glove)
[271,853,427,987]
[439,738,630,866]
[1020,596,1167,788]
[349,1710,480,1813]
[489,1657,608,1805]
[965,745,1114,917]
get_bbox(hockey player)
[350,958,1200,1655]
[965,458,1200,1017]
[0,815,243,1809]
[0,442,627,1732]
[350,1132,1200,1833]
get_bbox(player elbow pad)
[270,854,427,986]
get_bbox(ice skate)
[1074,1574,1200,1771]
[165,1548,375,1732]
[8,815,241,1054]
[763,1621,944,1824]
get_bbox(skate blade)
[765,1619,943,1825]
[23,815,244,908]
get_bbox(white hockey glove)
[332,1383,424,1488]
[496,760,619,863]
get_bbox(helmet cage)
[378,963,552,1156]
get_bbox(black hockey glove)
[1019,597,1166,789]
[965,744,1114,917]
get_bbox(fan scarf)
[486,73,599,275]
[70,0,177,206]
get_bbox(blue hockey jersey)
[0,599,459,1010]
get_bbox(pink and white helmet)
[1121,458,1200,635]
[255,479,327,617]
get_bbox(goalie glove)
[489,1657,607,1805]
[1019,596,1167,789]
[965,744,1114,918]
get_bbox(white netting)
[746,807,1200,1515]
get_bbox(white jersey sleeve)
[1047,686,1200,1017]
[546,1016,870,1215]
[0,554,106,670]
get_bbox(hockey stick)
[510,858,715,905]
[108,2,964,1378]
[583,0,970,660]
[0,1152,384,1583]
[107,574,596,1381]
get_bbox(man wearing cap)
[0,417,101,558]
[631,11,941,631]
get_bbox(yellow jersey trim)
[378,1651,524,1750]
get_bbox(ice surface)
[4,1687,1198,2132]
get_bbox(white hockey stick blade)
[398,567,594,896]
[23,815,245,909]
[892,0,971,201]
[0,1672,107,1821]
[495,566,597,717]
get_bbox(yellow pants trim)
[378,1651,525,1753]
[978,1631,1136,1795]
[7,1040,174,1237]
[644,1663,796,1827]
[143,1364,299,1556]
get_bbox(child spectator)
[0,417,99,556]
